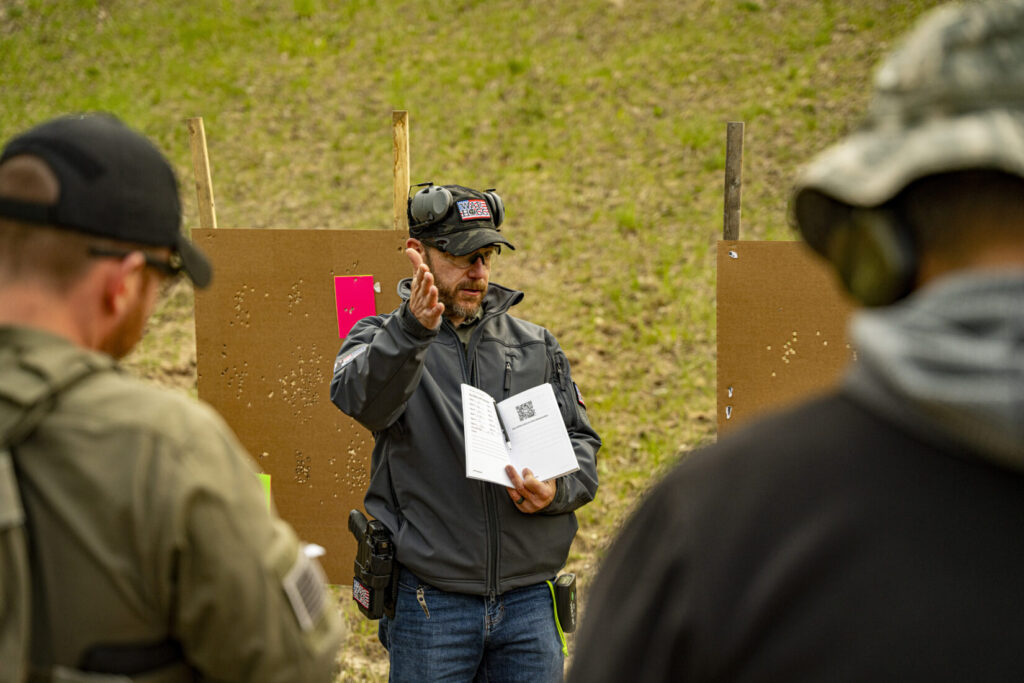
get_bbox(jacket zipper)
[456,317,501,599]
[485,486,500,601]
[503,359,512,398]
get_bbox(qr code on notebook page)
[515,401,536,421]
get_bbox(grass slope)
[2,0,945,678]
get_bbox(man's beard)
[424,252,487,321]
[100,297,148,359]
[436,277,487,320]
[99,276,154,359]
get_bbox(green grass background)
[2,0,946,678]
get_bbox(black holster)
[348,509,398,620]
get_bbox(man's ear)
[406,237,425,255]
[101,251,147,315]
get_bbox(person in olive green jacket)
[0,114,342,682]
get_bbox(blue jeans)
[379,568,564,682]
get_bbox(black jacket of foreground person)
[569,1,1024,680]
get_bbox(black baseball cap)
[0,113,211,287]
[408,184,515,256]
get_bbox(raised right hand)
[406,248,444,330]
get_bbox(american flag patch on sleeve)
[574,382,586,408]
[334,344,368,374]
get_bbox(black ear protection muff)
[408,183,453,227]
[825,207,917,307]
[407,183,505,232]
[482,189,505,228]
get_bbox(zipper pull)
[416,587,430,619]
[504,360,512,392]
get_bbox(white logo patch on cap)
[457,199,491,221]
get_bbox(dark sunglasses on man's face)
[88,246,183,298]
[430,245,501,269]
[88,245,183,279]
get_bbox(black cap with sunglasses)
[0,113,212,288]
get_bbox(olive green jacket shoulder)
[0,326,342,682]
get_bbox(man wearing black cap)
[568,1,1024,681]
[331,184,600,681]
[0,114,341,681]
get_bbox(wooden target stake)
[187,116,218,230]
[393,110,410,233]
[723,121,744,240]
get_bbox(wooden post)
[188,117,218,230]
[723,121,744,240]
[393,111,410,233]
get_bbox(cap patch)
[457,199,491,221]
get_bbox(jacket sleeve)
[164,405,343,682]
[542,334,601,516]
[329,302,438,433]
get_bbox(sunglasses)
[88,245,183,297]
[88,245,183,279]
[426,244,501,269]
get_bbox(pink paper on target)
[334,275,377,338]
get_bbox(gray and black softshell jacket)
[330,280,601,597]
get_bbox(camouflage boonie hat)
[792,0,1024,253]
[408,184,515,256]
